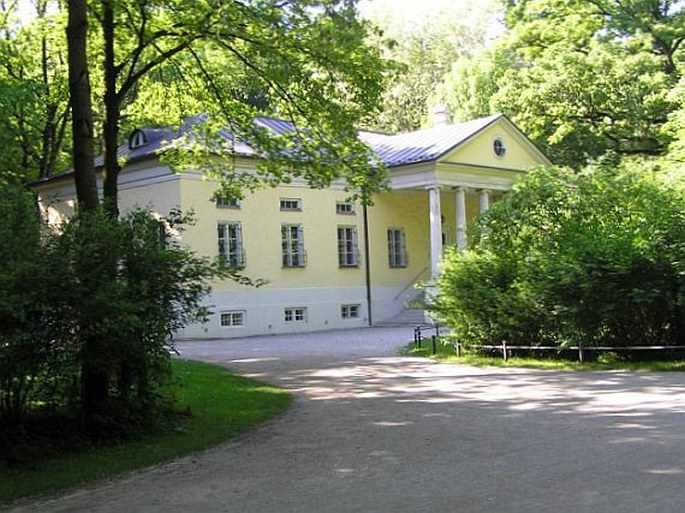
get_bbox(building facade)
[35,114,551,338]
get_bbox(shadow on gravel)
[169,331,685,513]
[229,355,685,484]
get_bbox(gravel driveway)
[7,327,685,513]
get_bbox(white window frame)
[280,198,302,211]
[341,304,360,319]
[284,307,307,323]
[220,310,245,327]
[388,228,408,268]
[218,222,245,268]
[337,226,359,267]
[282,224,306,267]
[215,197,240,209]
[336,201,355,215]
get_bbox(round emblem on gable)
[493,137,506,157]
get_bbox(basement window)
[220,310,245,327]
[341,304,360,319]
[284,307,307,322]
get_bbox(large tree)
[0,1,71,183]
[0,1,387,210]
[58,0,387,424]
[83,0,387,216]
[438,0,685,167]
[66,0,99,210]
[363,0,499,132]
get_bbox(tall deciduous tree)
[364,0,498,132]
[86,0,386,217]
[438,0,685,167]
[0,1,71,182]
[57,0,387,425]
[66,0,99,210]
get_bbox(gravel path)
[7,327,685,513]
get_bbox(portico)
[425,185,497,278]
[370,113,552,280]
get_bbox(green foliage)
[431,48,506,123]
[438,0,685,167]
[0,187,53,427]
[662,76,685,169]
[364,0,499,132]
[404,340,685,371]
[0,2,71,182]
[0,190,223,463]
[428,160,685,349]
[48,208,221,435]
[138,0,390,202]
[2,1,388,202]
[493,41,674,166]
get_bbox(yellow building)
[35,113,550,338]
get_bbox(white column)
[428,186,443,278]
[455,186,467,251]
[479,189,491,213]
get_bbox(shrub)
[0,193,222,463]
[429,159,685,349]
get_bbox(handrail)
[394,266,429,300]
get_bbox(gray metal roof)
[40,113,508,184]
[359,114,503,167]
[121,113,504,168]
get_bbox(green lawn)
[0,359,292,503]
[405,341,685,371]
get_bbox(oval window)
[493,137,506,157]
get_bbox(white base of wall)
[176,285,421,339]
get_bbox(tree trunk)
[67,0,110,428]
[102,0,121,219]
[66,0,99,210]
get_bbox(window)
[336,202,355,215]
[388,228,408,268]
[337,226,359,267]
[341,304,360,319]
[493,137,506,157]
[282,224,306,267]
[220,310,245,327]
[129,130,148,149]
[215,197,240,209]
[280,198,302,211]
[284,307,306,322]
[218,222,245,268]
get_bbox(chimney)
[432,103,452,126]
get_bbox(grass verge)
[404,341,685,371]
[0,359,292,503]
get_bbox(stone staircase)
[375,307,432,327]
